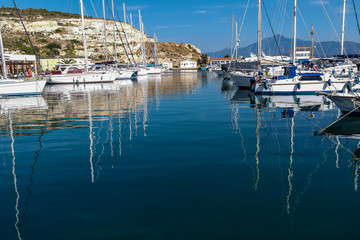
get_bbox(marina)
[2,0,360,239]
[1,72,360,239]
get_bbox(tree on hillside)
[224,54,230,58]
[197,53,208,67]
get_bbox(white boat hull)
[326,93,360,114]
[255,76,360,95]
[115,69,138,80]
[0,80,46,96]
[47,71,117,84]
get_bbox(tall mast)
[112,0,117,61]
[231,14,234,58]
[235,21,238,59]
[80,0,88,72]
[341,0,346,55]
[292,0,297,64]
[154,33,158,66]
[130,13,134,51]
[0,30,7,79]
[123,3,127,63]
[310,24,314,58]
[139,10,146,64]
[102,0,108,62]
[123,3,127,44]
[257,0,262,62]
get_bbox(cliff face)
[0,7,201,66]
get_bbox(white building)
[210,57,242,66]
[162,61,173,69]
[180,59,197,69]
[290,46,311,60]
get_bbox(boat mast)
[102,0,108,62]
[154,33,158,66]
[123,3,127,63]
[80,0,88,72]
[0,30,7,79]
[257,0,262,62]
[292,0,297,64]
[112,0,117,61]
[341,0,346,55]
[130,13,134,52]
[139,10,146,64]
[235,21,238,59]
[310,25,314,58]
[231,14,234,59]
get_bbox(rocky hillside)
[0,7,202,66]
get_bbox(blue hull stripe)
[254,90,340,95]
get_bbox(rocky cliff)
[0,7,202,66]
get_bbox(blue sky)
[2,0,360,52]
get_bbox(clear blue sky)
[2,0,360,52]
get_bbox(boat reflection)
[228,90,343,214]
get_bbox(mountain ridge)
[207,35,360,58]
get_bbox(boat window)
[299,75,322,81]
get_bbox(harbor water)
[1,72,360,239]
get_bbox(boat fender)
[297,82,301,89]
[249,78,256,92]
[356,77,360,84]
[347,82,352,91]
[264,80,269,90]
[327,79,332,86]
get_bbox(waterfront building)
[162,61,173,69]
[180,59,197,68]
[210,57,242,66]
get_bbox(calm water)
[1,72,360,239]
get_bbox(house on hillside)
[180,59,197,69]
[162,61,173,69]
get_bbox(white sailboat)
[46,0,136,84]
[229,0,261,89]
[254,0,360,95]
[0,30,46,96]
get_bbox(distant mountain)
[207,35,360,58]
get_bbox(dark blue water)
[1,72,360,240]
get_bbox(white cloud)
[123,5,149,11]
[308,0,330,6]
[155,25,169,29]
[194,10,207,14]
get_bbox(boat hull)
[0,80,46,96]
[326,93,360,115]
[230,73,254,88]
[255,78,360,95]
[46,72,117,84]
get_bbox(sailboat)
[254,0,360,95]
[0,29,46,96]
[46,0,136,84]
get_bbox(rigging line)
[352,0,360,40]
[319,0,344,48]
[12,0,44,73]
[313,26,327,58]
[235,0,250,49]
[90,0,99,19]
[262,1,283,60]
[106,0,136,65]
[227,0,250,71]
[277,0,288,46]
